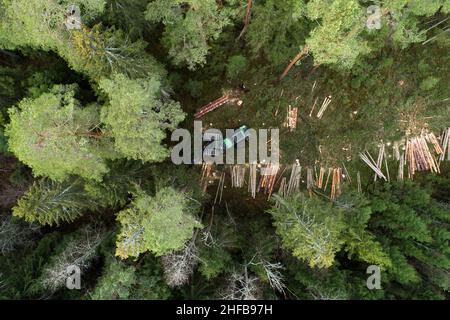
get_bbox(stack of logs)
[405,131,442,177]
[361,129,449,182]
[230,165,246,188]
[330,168,342,200]
[258,164,280,199]
[285,106,298,131]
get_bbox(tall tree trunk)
[237,0,253,40]
[279,46,309,81]
[243,0,253,26]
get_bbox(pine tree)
[382,0,450,47]
[304,0,370,68]
[5,85,110,181]
[245,0,307,67]
[245,0,450,78]
[83,160,148,208]
[115,187,203,259]
[335,192,392,269]
[0,232,62,299]
[99,73,185,162]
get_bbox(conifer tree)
[381,0,450,47]
[245,0,307,67]
[268,192,392,269]
[245,0,450,78]
[13,178,98,226]
[268,194,345,268]
[0,0,160,80]
[99,73,185,162]
[115,187,203,259]
[70,25,160,79]
[368,181,450,295]
[103,0,151,39]
[83,160,148,208]
[0,0,449,302]
[5,85,110,181]
[91,257,137,300]
[145,0,236,69]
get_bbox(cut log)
[194,95,231,119]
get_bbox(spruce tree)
[13,178,98,226]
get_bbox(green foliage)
[91,257,137,300]
[0,0,159,80]
[420,76,440,91]
[99,73,185,162]
[198,244,232,280]
[246,0,372,69]
[246,0,449,70]
[0,0,449,302]
[305,0,370,68]
[269,192,392,270]
[145,0,235,69]
[197,214,237,280]
[336,192,392,269]
[5,85,109,181]
[115,187,202,259]
[84,160,147,208]
[286,257,351,300]
[132,254,171,299]
[246,0,308,66]
[151,164,206,203]
[383,0,449,48]
[12,178,98,226]
[103,0,151,38]
[0,232,61,299]
[0,0,68,51]
[226,55,248,81]
[70,25,160,79]
[22,71,60,99]
[368,181,450,293]
[184,79,204,98]
[268,194,345,268]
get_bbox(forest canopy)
[0,0,449,301]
